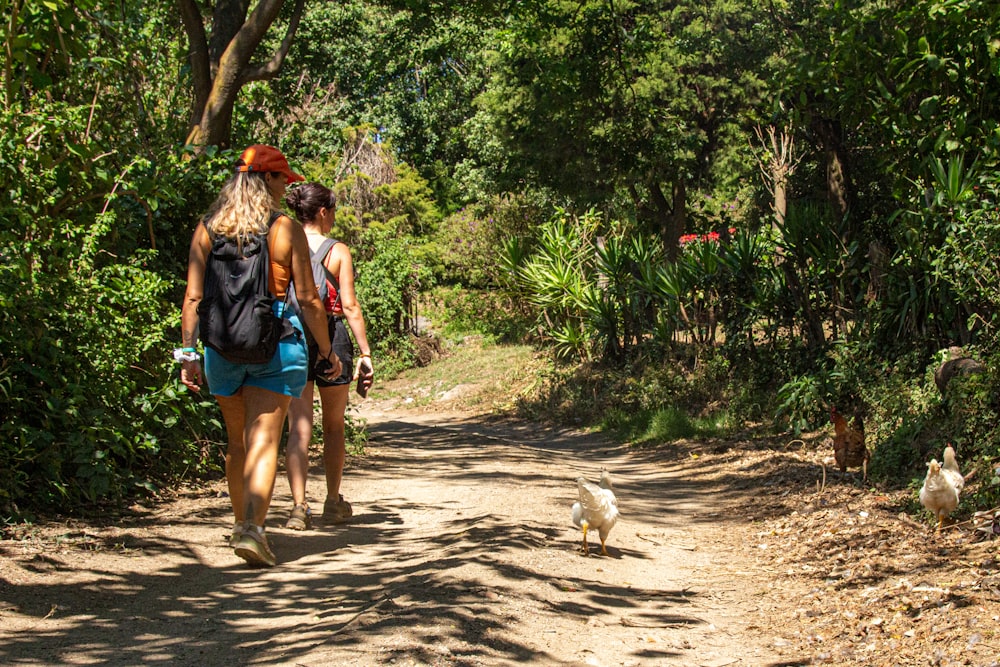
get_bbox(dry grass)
[374,337,544,413]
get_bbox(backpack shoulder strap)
[313,238,339,281]
[312,237,339,262]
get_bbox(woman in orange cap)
[178,144,342,567]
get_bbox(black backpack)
[198,215,292,364]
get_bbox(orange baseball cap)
[235,144,304,183]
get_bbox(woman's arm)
[179,223,210,392]
[328,244,372,384]
[281,216,342,377]
[329,244,371,356]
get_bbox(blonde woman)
[283,182,373,530]
[179,145,342,567]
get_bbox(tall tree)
[258,0,500,209]
[781,0,1000,218]
[179,0,306,148]
[476,0,773,257]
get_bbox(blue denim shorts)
[204,303,308,398]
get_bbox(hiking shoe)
[229,522,245,548]
[285,503,312,531]
[234,527,277,567]
[322,494,353,524]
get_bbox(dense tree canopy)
[475,0,773,256]
[4,0,1000,515]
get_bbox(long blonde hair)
[203,172,281,247]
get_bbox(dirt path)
[0,398,797,666]
[4,373,999,667]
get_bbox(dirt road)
[4,331,1000,667]
[0,400,797,666]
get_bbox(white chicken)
[919,444,965,532]
[571,469,619,556]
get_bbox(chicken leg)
[598,536,610,556]
[580,521,590,555]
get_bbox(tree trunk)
[179,0,306,150]
[668,180,687,256]
[812,118,852,220]
[773,171,787,228]
[630,180,683,260]
[645,180,686,261]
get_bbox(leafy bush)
[425,286,535,344]
[435,207,498,287]
[0,28,232,513]
[0,218,224,512]
[354,226,429,376]
[344,411,369,457]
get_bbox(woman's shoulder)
[267,212,301,260]
[267,212,299,239]
[329,238,351,255]
[270,210,295,227]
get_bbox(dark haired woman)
[283,181,372,530]
[179,145,342,567]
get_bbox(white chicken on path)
[572,469,619,556]
[919,444,965,532]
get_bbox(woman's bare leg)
[215,392,247,523]
[240,386,291,527]
[319,384,350,500]
[285,381,315,507]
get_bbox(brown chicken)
[830,406,869,480]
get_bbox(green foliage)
[0,0,231,513]
[784,0,1000,197]
[602,405,735,446]
[928,351,1000,511]
[510,209,780,368]
[435,206,502,288]
[775,373,833,437]
[0,217,223,509]
[370,162,442,237]
[477,0,772,243]
[425,286,533,344]
[262,1,498,208]
[343,411,368,457]
[716,228,780,354]
[354,226,429,376]
[510,209,599,361]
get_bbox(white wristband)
[173,348,202,363]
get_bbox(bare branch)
[752,123,803,229]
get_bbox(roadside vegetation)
[3,0,999,528]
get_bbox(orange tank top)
[267,218,292,299]
[269,255,291,299]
